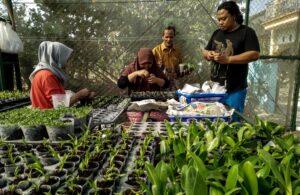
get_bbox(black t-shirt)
[205,25,260,92]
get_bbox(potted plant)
[45,119,74,141]
[14,180,34,195]
[0,111,23,140]
[16,108,48,141]
[4,152,24,177]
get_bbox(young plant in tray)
[23,152,46,177]
[48,145,68,171]
[79,150,92,171]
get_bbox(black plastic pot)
[0,178,9,190]
[0,124,23,140]
[35,145,50,156]
[16,144,33,152]
[12,174,28,185]
[21,125,48,141]
[115,154,125,162]
[4,159,24,177]
[41,176,60,192]
[97,188,113,195]
[50,169,67,182]
[14,180,33,195]
[26,169,43,179]
[34,184,51,194]
[113,161,124,171]
[61,162,75,174]
[78,169,93,180]
[66,155,81,167]
[46,122,74,141]
[40,157,59,166]
[53,145,71,155]
[86,161,99,172]
[74,177,88,192]
[56,184,82,194]
[97,179,115,189]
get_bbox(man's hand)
[203,49,216,61]
[213,53,231,64]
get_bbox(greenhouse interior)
[0,0,300,194]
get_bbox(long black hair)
[217,1,243,24]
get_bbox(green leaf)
[160,140,169,155]
[205,130,214,143]
[223,135,236,148]
[173,139,185,156]
[242,161,258,195]
[190,152,207,177]
[146,163,160,186]
[225,188,241,195]
[152,184,159,195]
[238,126,247,142]
[216,122,226,137]
[207,137,219,152]
[225,164,239,191]
[258,149,285,188]
[268,187,280,195]
[256,165,270,179]
[184,166,207,195]
[210,186,224,195]
[166,121,175,139]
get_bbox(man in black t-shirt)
[202,1,260,121]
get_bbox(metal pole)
[290,11,300,130]
[245,0,251,26]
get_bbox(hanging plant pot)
[0,124,23,140]
[46,119,74,141]
[21,125,48,141]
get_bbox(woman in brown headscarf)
[117,48,169,94]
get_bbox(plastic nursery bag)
[0,21,23,54]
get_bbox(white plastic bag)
[0,21,23,54]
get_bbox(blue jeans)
[221,89,247,122]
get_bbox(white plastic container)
[52,94,68,108]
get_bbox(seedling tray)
[130,91,176,101]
